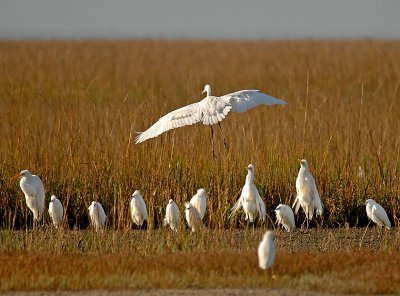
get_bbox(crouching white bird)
[88,201,107,232]
[130,190,148,227]
[190,188,207,221]
[258,230,277,271]
[12,170,45,222]
[164,199,180,232]
[48,195,63,228]
[292,159,323,228]
[136,84,287,158]
[230,164,266,223]
[185,202,201,232]
[365,199,391,229]
[275,204,295,232]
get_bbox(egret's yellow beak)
[10,173,20,180]
[202,89,206,94]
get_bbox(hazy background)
[0,0,399,39]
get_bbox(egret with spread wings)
[136,84,287,158]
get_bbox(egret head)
[12,169,31,180]
[299,159,309,170]
[168,199,174,204]
[50,195,57,202]
[275,204,284,211]
[132,190,141,198]
[202,84,211,96]
[247,164,254,171]
[197,188,206,196]
[184,202,191,211]
[365,199,374,206]
[263,230,276,242]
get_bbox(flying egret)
[164,199,180,232]
[365,199,391,229]
[130,190,148,227]
[230,164,266,223]
[275,204,296,232]
[136,84,287,158]
[258,230,276,271]
[12,170,45,223]
[190,188,207,221]
[292,159,323,228]
[88,201,107,232]
[48,195,63,228]
[185,202,201,232]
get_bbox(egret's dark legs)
[210,126,216,159]
[218,122,228,149]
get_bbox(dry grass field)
[0,40,400,294]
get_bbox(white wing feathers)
[225,90,287,113]
[135,102,201,144]
[256,191,266,221]
[373,204,391,229]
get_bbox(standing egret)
[275,204,296,232]
[164,199,180,232]
[292,159,323,228]
[130,190,148,227]
[136,84,287,158]
[230,164,266,223]
[365,199,391,229]
[190,188,207,221]
[12,170,45,223]
[88,201,107,232]
[48,195,63,228]
[258,230,277,271]
[185,202,201,232]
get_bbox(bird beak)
[10,173,21,180]
[202,89,206,94]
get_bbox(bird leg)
[210,126,216,159]
[218,122,228,150]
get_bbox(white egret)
[130,190,148,227]
[185,202,201,232]
[358,166,365,179]
[48,195,63,228]
[275,204,295,232]
[365,199,391,229]
[230,164,266,223]
[12,170,45,222]
[190,188,207,221]
[258,230,276,271]
[88,201,107,232]
[136,84,287,158]
[292,159,323,228]
[164,199,180,232]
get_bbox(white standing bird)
[230,164,266,223]
[358,166,365,179]
[88,201,107,232]
[48,195,63,228]
[258,230,277,270]
[130,190,148,227]
[275,204,296,232]
[185,202,201,232]
[136,84,287,158]
[365,199,391,229]
[292,159,323,228]
[164,199,180,232]
[13,170,45,222]
[190,188,207,221]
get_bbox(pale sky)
[0,0,399,39]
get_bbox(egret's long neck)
[205,86,211,97]
[246,169,254,184]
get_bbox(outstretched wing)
[136,102,201,144]
[223,90,287,113]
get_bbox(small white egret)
[275,204,296,232]
[258,230,276,271]
[230,164,266,223]
[136,84,287,158]
[48,195,63,228]
[185,202,201,232]
[12,170,45,222]
[365,199,391,229]
[164,199,180,232]
[88,201,107,232]
[292,159,323,228]
[190,188,207,221]
[130,190,148,227]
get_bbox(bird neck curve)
[246,170,254,184]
